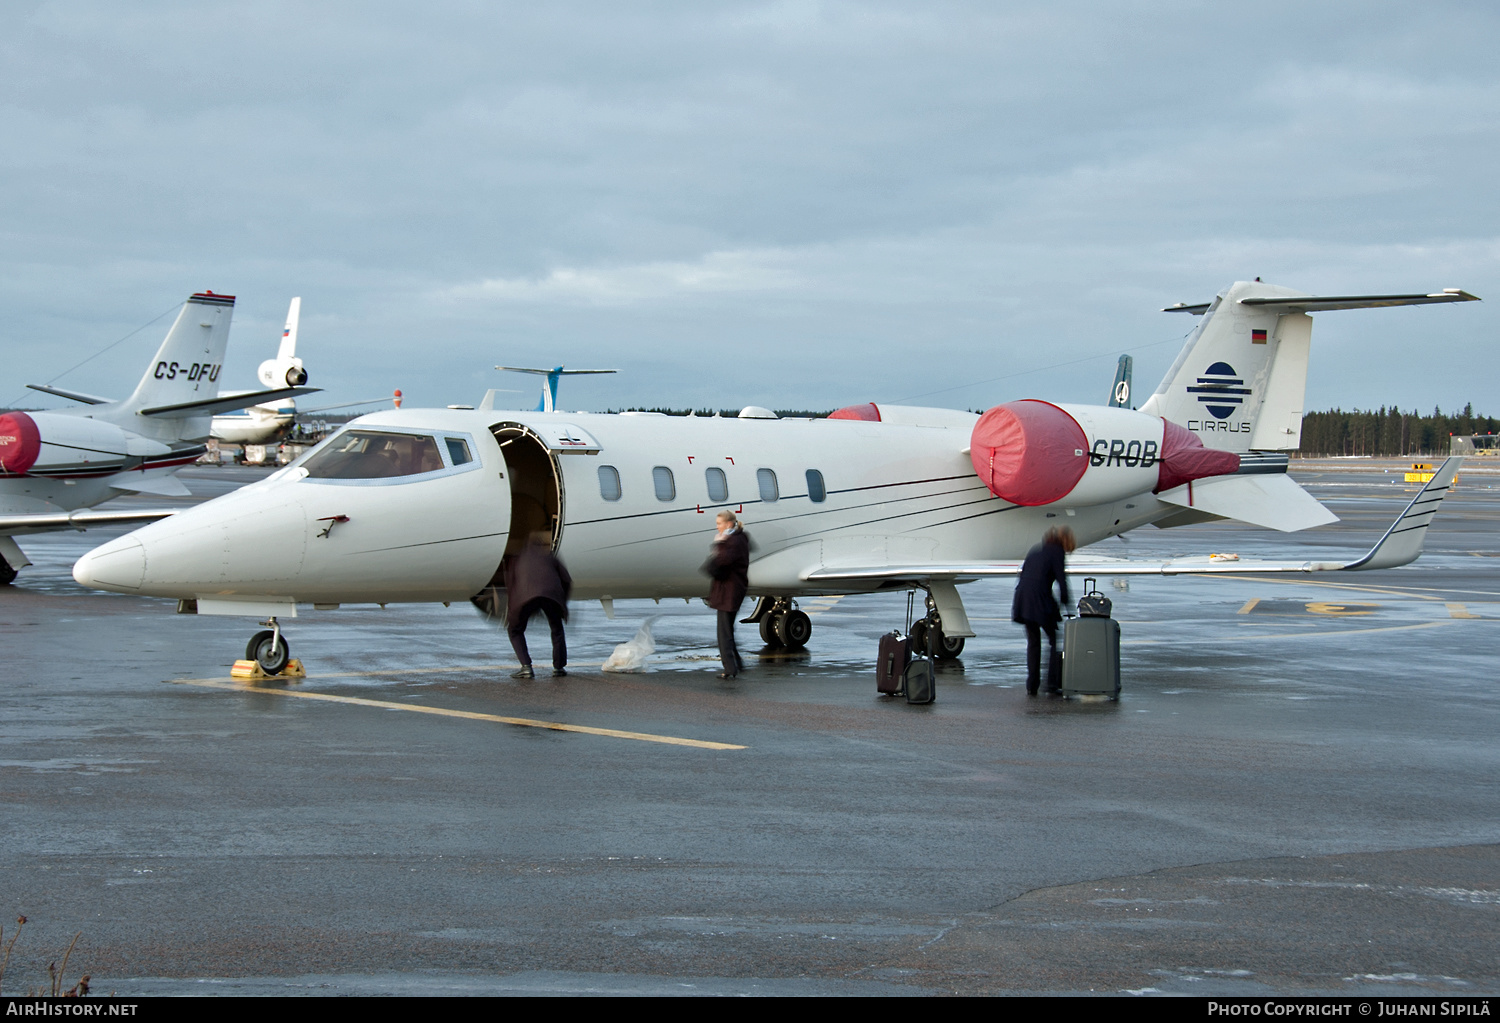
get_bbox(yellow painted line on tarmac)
[164,678,746,750]
[1237,598,1261,615]
[1447,602,1481,619]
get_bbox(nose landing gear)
[245,617,292,675]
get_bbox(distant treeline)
[1298,405,1497,457]
[611,407,836,419]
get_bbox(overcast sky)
[3,1,1496,417]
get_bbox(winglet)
[1342,457,1462,571]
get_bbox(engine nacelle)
[0,411,170,475]
[970,400,1240,507]
[259,356,308,388]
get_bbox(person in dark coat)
[503,531,572,678]
[1012,526,1075,695]
[706,510,751,679]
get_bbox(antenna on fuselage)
[494,365,619,413]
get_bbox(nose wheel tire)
[246,629,291,675]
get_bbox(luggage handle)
[1084,576,1102,598]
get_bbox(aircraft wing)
[140,386,321,418]
[0,508,177,536]
[803,458,1461,583]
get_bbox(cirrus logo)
[1186,361,1250,420]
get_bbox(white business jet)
[0,291,318,584]
[73,280,1476,674]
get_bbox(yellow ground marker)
[1237,598,1261,615]
[1447,602,1481,619]
[165,678,746,750]
[1305,601,1377,616]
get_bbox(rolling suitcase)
[877,631,912,696]
[1062,579,1120,698]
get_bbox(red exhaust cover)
[827,403,881,422]
[1156,419,1240,492]
[970,400,1089,506]
[0,411,40,474]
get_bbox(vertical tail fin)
[1139,281,1306,453]
[121,292,235,413]
[1108,354,1133,408]
[257,297,307,387]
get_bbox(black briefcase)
[1076,577,1113,618]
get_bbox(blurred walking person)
[1012,526,1074,695]
[505,531,572,678]
[706,510,751,679]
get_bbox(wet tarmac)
[2,458,1498,996]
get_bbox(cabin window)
[303,430,444,480]
[598,465,622,501]
[806,469,826,503]
[757,468,779,503]
[652,466,676,502]
[705,466,729,503]
[445,438,473,466]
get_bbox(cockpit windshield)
[302,430,445,480]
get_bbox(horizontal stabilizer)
[109,475,193,498]
[26,384,113,405]
[0,508,177,536]
[1240,290,1480,312]
[1165,289,1479,314]
[1156,473,1338,532]
[140,386,320,419]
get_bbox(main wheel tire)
[776,609,812,649]
[908,618,930,655]
[246,629,291,675]
[0,557,15,586]
[936,633,966,659]
[760,614,783,646]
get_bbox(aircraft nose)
[73,537,147,592]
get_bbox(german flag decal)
[1251,328,1268,344]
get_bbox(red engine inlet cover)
[971,400,1089,506]
[1156,419,1240,492]
[0,411,40,474]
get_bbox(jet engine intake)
[0,411,42,474]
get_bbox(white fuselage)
[210,398,296,445]
[73,407,1182,605]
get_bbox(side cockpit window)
[303,431,444,480]
[445,438,473,466]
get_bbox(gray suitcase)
[1061,615,1120,698]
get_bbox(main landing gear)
[0,555,16,587]
[909,591,966,660]
[246,617,292,675]
[745,596,812,650]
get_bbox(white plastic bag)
[602,618,656,673]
